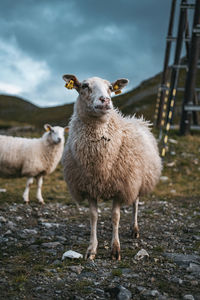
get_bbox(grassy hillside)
[0,74,161,129]
[0,95,74,129]
[0,66,199,129]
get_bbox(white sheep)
[0,124,67,204]
[62,74,162,260]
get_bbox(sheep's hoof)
[85,251,96,260]
[24,201,29,205]
[130,226,140,239]
[38,201,45,205]
[111,246,121,261]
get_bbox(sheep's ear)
[62,74,81,91]
[64,126,69,133]
[111,79,129,95]
[44,124,52,132]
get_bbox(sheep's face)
[63,75,129,118]
[79,77,114,117]
[44,125,67,144]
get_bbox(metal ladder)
[153,0,200,158]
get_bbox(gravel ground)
[0,195,199,300]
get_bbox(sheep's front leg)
[23,177,34,204]
[36,175,44,204]
[131,197,139,238]
[111,200,121,260]
[85,199,98,260]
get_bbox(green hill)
[0,72,162,129]
[0,95,74,129]
[0,66,199,129]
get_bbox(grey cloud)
[0,0,172,106]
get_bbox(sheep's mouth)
[54,140,61,144]
[94,105,111,111]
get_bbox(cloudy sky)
[0,0,172,107]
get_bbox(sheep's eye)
[109,85,113,91]
[82,83,89,89]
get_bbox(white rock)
[0,216,7,223]
[0,189,6,192]
[42,242,60,248]
[134,249,149,260]
[42,222,60,229]
[8,221,16,230]
[78,224,86,228]
[4,230,12,235]
[150,290,159,296]
[166,161,176,167]
[169,138,178,144]
[183,295,194,300]
[170,151,176,156]
[160,176,169,182]
[170,189,176,194]
[62,250,83,260]
[23,229,38,235]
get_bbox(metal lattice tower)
[154,0,200,158]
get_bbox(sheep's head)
[44,124,68,144]
[63,74,129,118]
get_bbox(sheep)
[0,124,67,204]
[62,74,162,260]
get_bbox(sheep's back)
[0,135,43,177]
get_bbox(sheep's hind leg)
[23,177,34,204]
[85,199,98,260]
[36,175,44,204]
[131,197,139,238]
[111,200,121,260]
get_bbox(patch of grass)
[14,274,27,284]
[123,248,137,258]
[153,246,165,253]
[145,209,154,215]
[32,264,45,272]
[193,241,200,252]
[112,268,122,277]
[118,261,131,268]
[70,280,93,295]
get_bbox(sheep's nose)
[57,138,61,143]
[99,96,110,104]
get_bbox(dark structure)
[154,0,200,157]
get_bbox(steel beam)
[180,0,200,135]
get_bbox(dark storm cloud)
[0,0,172,106]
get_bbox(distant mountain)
[0,95,74,128]
[0,72,161,129]
[2,66,197,129]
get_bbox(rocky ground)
[0,132,200,299]
[0,194,199,300]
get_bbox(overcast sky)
[0,0,172,107]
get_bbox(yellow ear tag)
[45,127,50,132]
[115,90,122,95]
[113,84,121,95]
[65,127,69,133]
[65,80,74,89]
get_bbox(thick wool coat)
[62,104,162,205]
[0,133,64,178]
